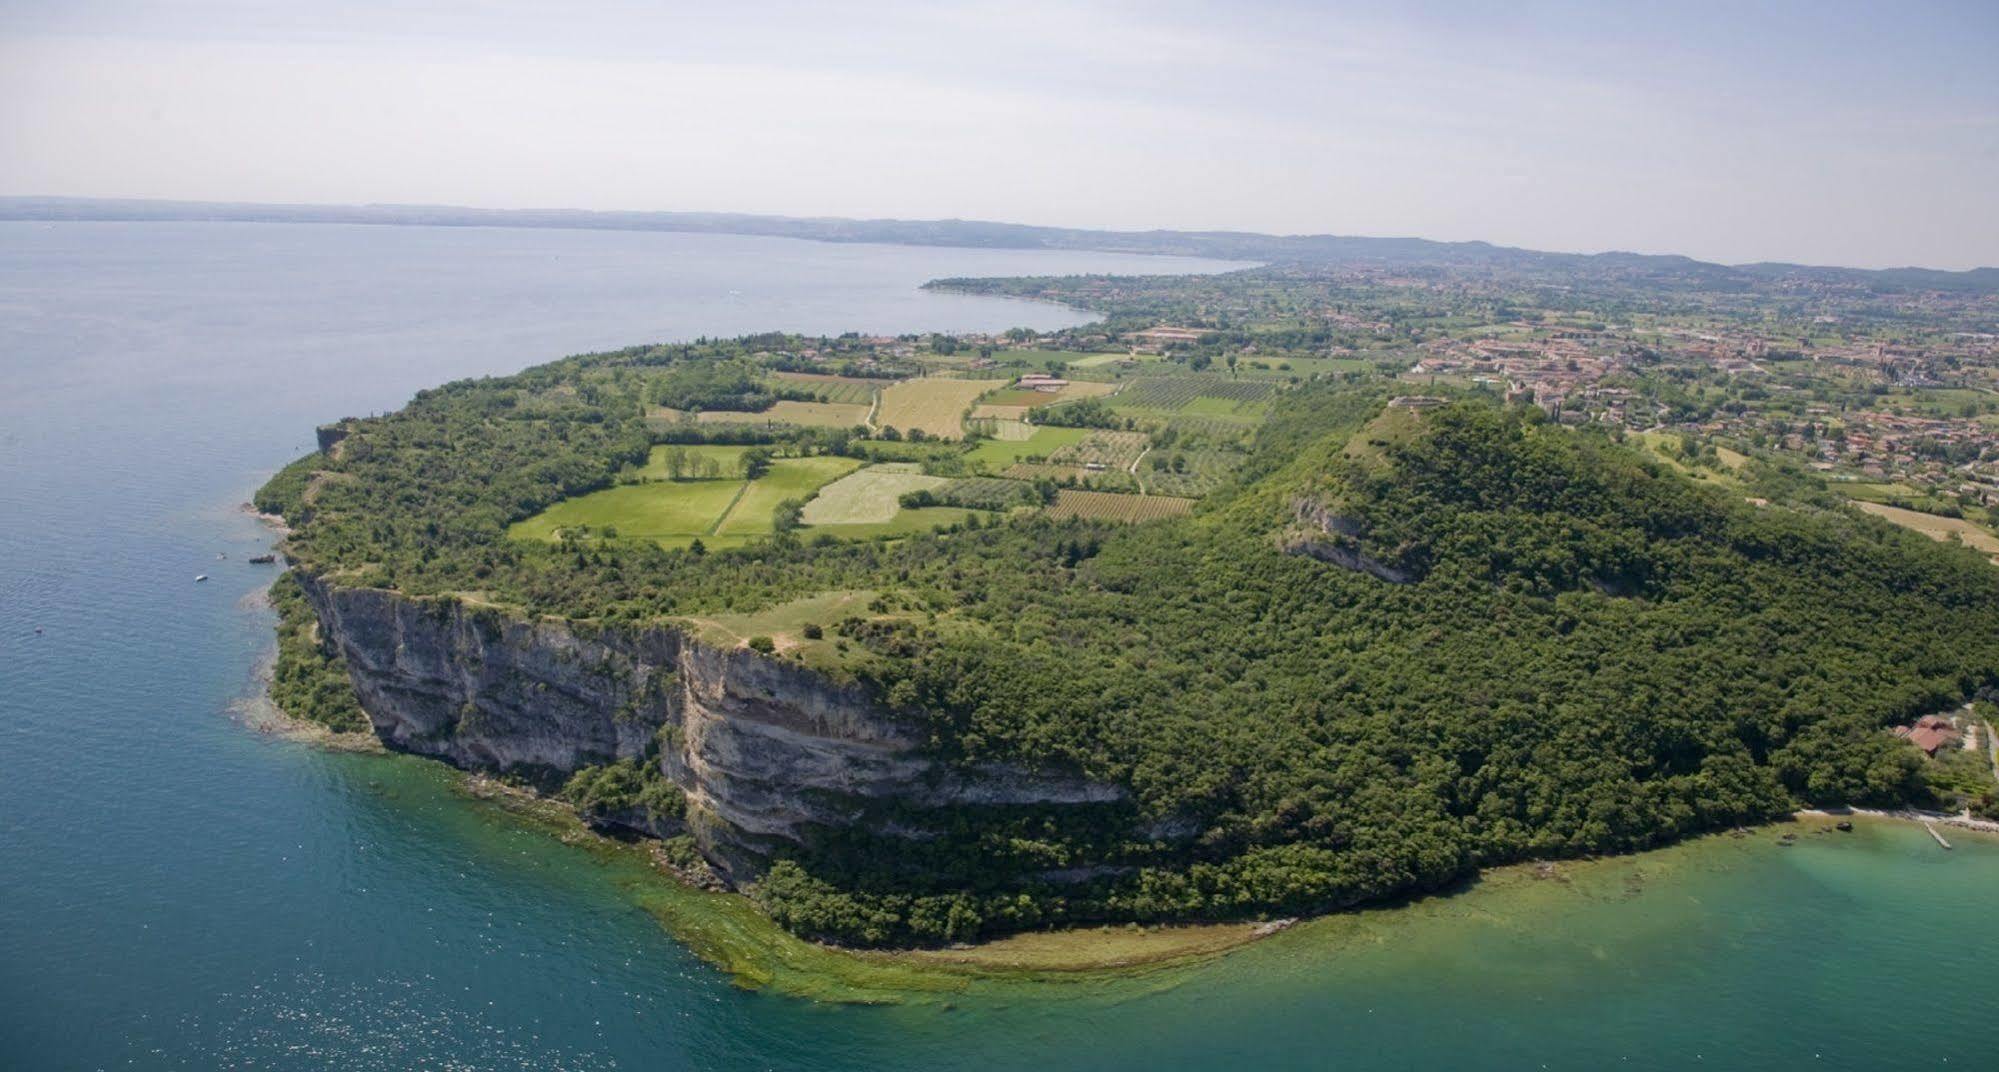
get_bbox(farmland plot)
[877,378,1008,439]
[696,400,872,429]
[800,463,949,525]
[770,371,883,406]
[1142,448,1249,497]
[1003,462,1140,492]
[933,477,1043,510]
[1115,377,1279,412]
[1044,489,1196,523]
[1047,430,1151,471]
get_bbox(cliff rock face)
[1281,497,1415,584]
[296,574,1126,883]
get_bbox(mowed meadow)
[876,378,1008,439]
[508,445,860,548]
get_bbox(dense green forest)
[261,324,1999,946]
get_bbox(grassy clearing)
[1632,431,1744,487]
[876,378,1008,439]
[697,400,872,429]
[508,479,744,545]
[511,451,858,548]
[1854,501,1999,558]
[717,456,861,537]
[1044,489,1194,522]
[800,463,949,525]
[675,589,877,651]
[963,426,1089,471]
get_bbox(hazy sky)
[2,1,1994,268]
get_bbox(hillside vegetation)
[261,328,1999,946]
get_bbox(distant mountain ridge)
[5,195,1993,292]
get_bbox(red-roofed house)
[1899,714,1963,756]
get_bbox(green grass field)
[963,426,1089,471]
[508,480,744,545]
[510,451,859,548]
[717,456,861,536]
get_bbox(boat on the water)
[194,574,208,583]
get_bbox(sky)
[1,0,1994,269]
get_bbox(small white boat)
[194,574,209,583]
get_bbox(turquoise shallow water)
[2,222,1995,1070]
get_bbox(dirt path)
[1985,719,1998,783]
[704,481,753,536]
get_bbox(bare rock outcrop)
[1280,496,1415,584]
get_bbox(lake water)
[2,222,1994,1070]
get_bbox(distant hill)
[4,195,1993,294]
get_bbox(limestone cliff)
[295,573,1126,883]
[1280,496,1415,583]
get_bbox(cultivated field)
[1003,462,1140,492]
[1855,501,1999,559]
[876,378,1009,439]
[696,400,872,428]
[933,477,1042,510]
[1043,489,1196,523]
[800,463,949,525]
[770,371,883,406]
[1115,377,1278,413]
[1048,430,1150,471]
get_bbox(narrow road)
[1129,446,1151,494]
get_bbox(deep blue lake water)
[2,222,1994,1070]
